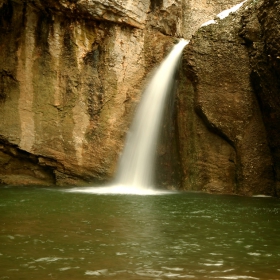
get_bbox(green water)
[0,186,280,280]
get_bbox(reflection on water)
[0,186,280,280]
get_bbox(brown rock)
[179,0,276,196]
[0,0,174,186]
[1,0,279,196]
[240,0,280,195]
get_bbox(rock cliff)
[0,0,172,185]
[179,0,279,196]
[243,0,280,196]
[0,0,279,196]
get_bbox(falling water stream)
[69,39,188,195]
[115,39,188,189]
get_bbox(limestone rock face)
[147,0,244,38]
[29,0,150,29]
[240,0,280,195]
[182,0,249,38]
[0,0,175,185]
[178,0,277,196]
[0,0,279,196]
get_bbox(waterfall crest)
[114,39,188,191]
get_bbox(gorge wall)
[177,0,280,196]
[0,0,279,196]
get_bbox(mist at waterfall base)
[68,39,188,195]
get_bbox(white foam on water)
[65,185,174,195]
[202,263,224,267]
[162,267,184,271]
[247,252,261,256]
[214,276,259,280]
[252,194,272,198]
[34,257,65,263]
[85,269,108,276]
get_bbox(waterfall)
[114,39,188,191]
[67,39,188,195]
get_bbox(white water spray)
[67,39,188,195]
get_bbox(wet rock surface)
[0,0,279,196]
[240,0,280,195]
[179,0,278,196]
[23,0,151,29]
[0,0,174,186]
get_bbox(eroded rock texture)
[0,0,178,186]
[148,0,246,38]
[240,0,280,195]
[178,0,279,196]
[182,0,249,38]
[0,0,279,196]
